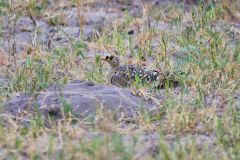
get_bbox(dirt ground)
[0,0,240,159]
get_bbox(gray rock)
[2,81,157,122]
[15,17,35,33]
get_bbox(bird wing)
[111,64,164,87]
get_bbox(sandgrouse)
[101,55,180,89]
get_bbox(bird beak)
[100,58,107,62]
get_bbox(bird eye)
[109,56,113,60]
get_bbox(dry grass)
[0,0,240,159]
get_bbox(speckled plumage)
[111,64,161,86]
[101,55,166,88]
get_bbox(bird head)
[100,55,119,68]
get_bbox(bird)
[100,55,180,89]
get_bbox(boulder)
[2,81,158,122]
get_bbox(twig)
[8,14,17,67]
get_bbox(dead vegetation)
[0,0,239,159]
